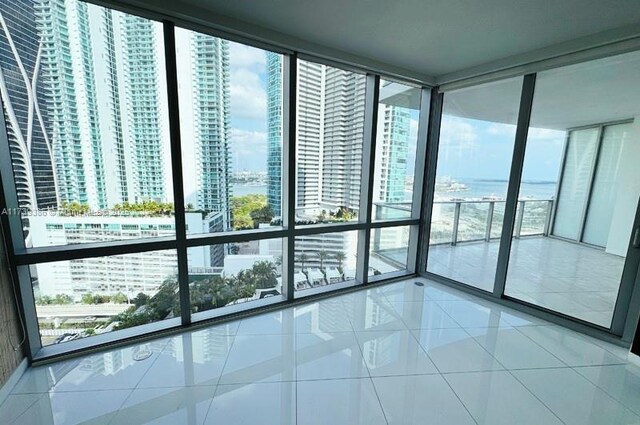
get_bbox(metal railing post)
[515,200,525,238]
[451,201,461,245]
[485,201,495,241]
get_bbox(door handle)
[634,227,640,248]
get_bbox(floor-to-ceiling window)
[0,0,429,359]
[504,50,640,327]
[426,78,522,291]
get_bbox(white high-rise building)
[31,212,218,298]
[295,60,324,208]
[33,0,171,210]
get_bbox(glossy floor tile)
[207,382,295,425]
[513,368,640,425]
[373,374,476,425]
[412,328,504,373]
[517,325,627,366]
[575,364,640,416]
[14,390,131,425]
[219,334,296,384]
[110,386,216,425]
[444,370,563,425]
[430,237,624,327]
[296,331,369,380]
[467,327,566,369]
[387,300,461,330]
[137,334,233,388]
[297,378,387,425]
[355,330,438,376]
[2,277,638,425]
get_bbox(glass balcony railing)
[430,199,554,245]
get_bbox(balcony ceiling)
[132,0,640,81]
[443,50,640,130]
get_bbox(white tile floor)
[427,237,626,327]
[2,277,639,425]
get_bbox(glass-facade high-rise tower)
[265,61,406,212]
[376,103,411,203]
[266,52,282,217]
[191,33,230,218]
[0,0,56,210]
[120,14,166,204]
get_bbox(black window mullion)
[163,21,191,325]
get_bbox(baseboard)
[629,351,640,368]
[0,358,28,405]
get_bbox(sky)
[213,42,565,188]
[197,38,562,185]
[226,44,421,175]
[227,42,270,173]
[437,115,565,182]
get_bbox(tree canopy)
[231,194,273,230]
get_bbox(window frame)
[0,12,431,362]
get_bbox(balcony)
[427,199,625,327]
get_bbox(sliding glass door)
[503,51,640,329]
[425,77,522,291]
[426,49,640,335]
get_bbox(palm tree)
[317,250,329,271]
[297,252,309,270]
[334,252,346,271]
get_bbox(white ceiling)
[443,50,640,130]
[135,0,640,81]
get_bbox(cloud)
[230,69,267,121]
[528,127,565,142]
[487,123,517,136]
[228,42,266,71]
[230,128,268,172]
[439,116,479,150]
[229,46,268,121]
[231,128,267,157]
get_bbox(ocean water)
[233,180,556,201]
[232,184,267,197]
[438,179,557,200]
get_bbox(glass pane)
[519,200,552,236]
[294,231,359,291]
[505,51,640,327]
[0,1,174,248]
[175,28,283,234]
[429,202,455,244]
[552,128,599,240]
[490,202,505,239]
[32,250,178,346]
[372,81,422,220]
[369,226,410,277]
[457,202,489,242]
[426,77,522,291]
[295,60,366,225]
[583,123,633,246]
[188,238,283,314]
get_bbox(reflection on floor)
[2,278,638,425]
[428,237,625,327]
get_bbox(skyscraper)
[376,103,411,203]
[36,0,107,209]
[190,33,231,218]
[30,1,169,210]
[119,14,166,204]
[321,67,366,210]
[0,0,56,210]
[295,60,323,208]
[266,52,282,217]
